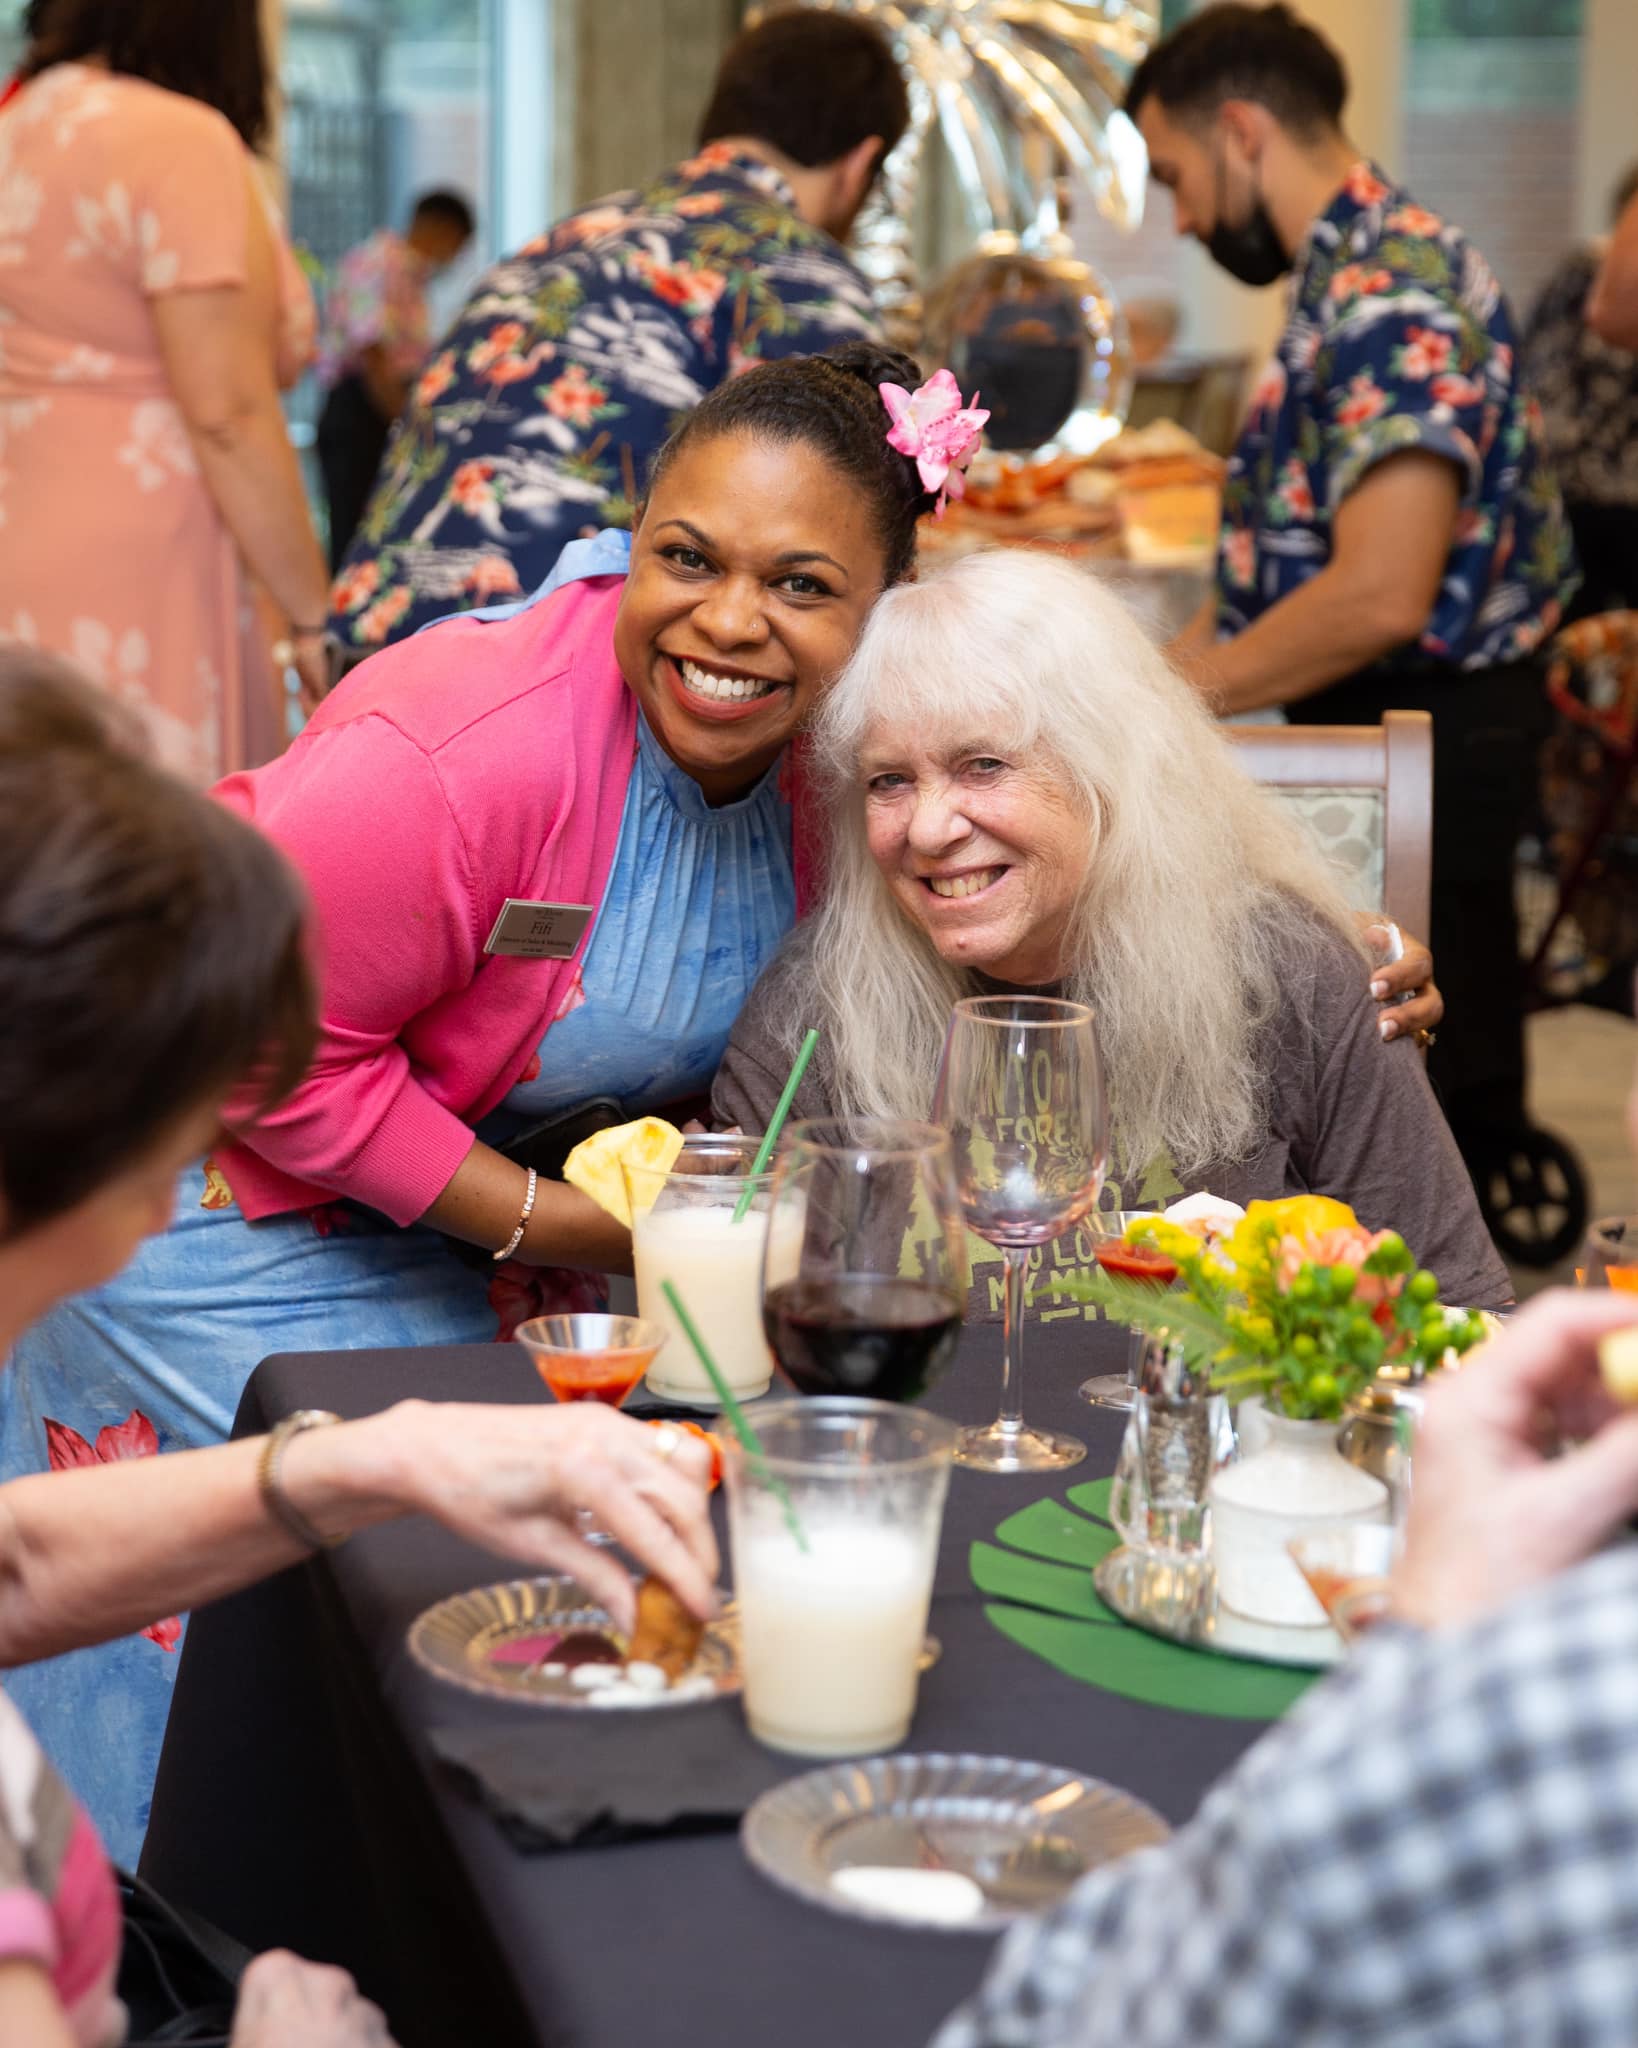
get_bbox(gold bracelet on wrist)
[257,1409,344,1552]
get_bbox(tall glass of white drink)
[625,1135,797,1405]
[725,1399,957,1757]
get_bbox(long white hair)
[805,547,1363,1178]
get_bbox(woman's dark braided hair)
[649,342,953,587]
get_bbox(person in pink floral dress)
[0,0,332,781]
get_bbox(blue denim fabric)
[0,1170,496,1865]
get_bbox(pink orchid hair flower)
[880,368,990,515]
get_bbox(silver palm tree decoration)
[762,1,1158,342]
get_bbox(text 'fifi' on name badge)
[483,899,594,961]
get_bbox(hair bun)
[820,338,924,396]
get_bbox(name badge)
[483,899,594,961]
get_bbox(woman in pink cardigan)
[1,339,957,1861]
[3,338,1438,1861]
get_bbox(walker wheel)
[1474,1125,1588,1270]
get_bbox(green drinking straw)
[732,1026,820,1223]
[660,1277,808,1552]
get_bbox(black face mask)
[1206,148,1290,288]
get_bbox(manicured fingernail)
[1379,1017,1396,1040]
[1370,979,1388,998]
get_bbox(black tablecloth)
[142,1321,1270,2048]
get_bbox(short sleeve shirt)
[1217,160,1579,670]
[1521,244,1638,509]
[326,145,881,649]
[315,228,431,391]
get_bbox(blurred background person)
[1524,164,1638,619]
[315,187,475,571]
[1590,176,1638,353]
[327,7,906,651]
[1126,2,1579,1219]
[0,0,333,779]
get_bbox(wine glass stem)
[998,1246,1029,1437]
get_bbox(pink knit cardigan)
[213,578,637,1223]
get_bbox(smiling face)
[613,432,889,805]
[859,729,1095,985]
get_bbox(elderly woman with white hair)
[712,547,1509,1317]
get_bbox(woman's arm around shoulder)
[1277,912,1511,1312]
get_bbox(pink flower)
[355,586,412,645]
[1274,1225,1404,1307]
[879,368,990,513]
[1222,525,1257,589]
[1328,264,1392,305]
[631,253,726,314]
[1277,456,1315,520]
[553,207,628,247]
[1385,203,1443,237]
[415,350,457,409]
[1248,357,1287,422]
[678,142,740,178]
[330,558,381,615]
[451,459,498,515]
[542,363,608,427]
[1430,372,1485,410]
[673,192,725,218]
[465,554,522,601]
[1345,163,1390,207]
[467,321,527,376]
[1334,373,1390,428]
[45,1412,181,1650]
[1397,326,1454,380]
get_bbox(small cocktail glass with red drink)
[1078,1214,1180,1410]
[516,1313,669,1544]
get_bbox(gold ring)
[650,1422,684,1465]
[1415,1028,1437,1050]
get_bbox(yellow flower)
[1122,1216,1201,1263]
[1253,1195,1359,1237]
[1227,1195,1358,1277]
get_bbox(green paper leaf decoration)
[1067,1477,1116,1523]
[970,1541,1120,1624]
[983,1602,1316,1720]
[976,1475,1318,1723]
[992,1498,1122,1571]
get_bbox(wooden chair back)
[1227,710,1434,940]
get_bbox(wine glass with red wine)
[761,1120,967,1404]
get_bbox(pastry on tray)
[626,1574,705,1680]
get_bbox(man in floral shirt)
[327,11,904,648]
[1127,2,1579,1207]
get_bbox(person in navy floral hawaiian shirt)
[1127,2,1580,1231]
[327,11,905,650]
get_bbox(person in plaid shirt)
[936,1276,1638,2048]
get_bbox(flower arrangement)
[1080,1194,1488,1422]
